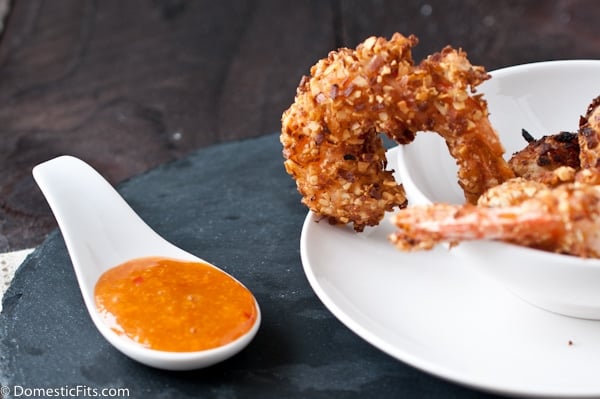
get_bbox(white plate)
[301,147,600,398]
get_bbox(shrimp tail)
[389,203,563,251]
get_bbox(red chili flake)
[132,276,144,285]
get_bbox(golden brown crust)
[281,34,415,231]
[402,48,515,203]
[477,177,548,207]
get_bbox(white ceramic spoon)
[32,155,261,370]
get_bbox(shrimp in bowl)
[393,61,600,319]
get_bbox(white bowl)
[397,60,600,319]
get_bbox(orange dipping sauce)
[94,257,257,352]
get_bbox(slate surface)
[0,134,499,398]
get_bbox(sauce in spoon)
[95,257,258,352]
[33,155,260,369]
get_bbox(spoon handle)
[33,156,195,293]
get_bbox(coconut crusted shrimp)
[389,179,600,258]
[281,33,514,232]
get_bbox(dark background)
[2,0,600,251]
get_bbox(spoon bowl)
[32,155,261,370]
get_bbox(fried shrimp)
[390,179,600,258]
[281,33,514,231]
